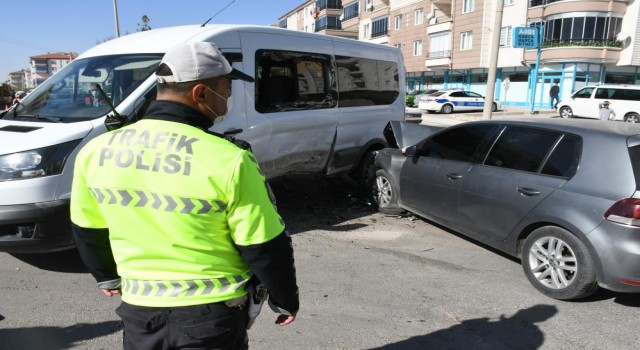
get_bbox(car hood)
[384,121,445,149]
[0,119,94,154]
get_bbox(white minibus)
[558,84,640,122]
[0,25,405,252]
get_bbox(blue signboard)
[513,27,541,49]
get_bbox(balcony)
[425,50,451,68]
[524,42,622,64]
[529,0,563,6]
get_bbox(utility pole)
[482,0,504,120]
[113,0,121,38]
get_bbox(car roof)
[467,118,640,137]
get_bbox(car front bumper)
[0,199,75,253]
[588,220,640,293]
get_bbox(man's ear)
[192,84,207,102]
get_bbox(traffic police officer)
[71,41,299,350]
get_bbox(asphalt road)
[1,175,639,349]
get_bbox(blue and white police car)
[417,90,500,114]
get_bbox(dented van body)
[0,25,405,253]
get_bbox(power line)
[0,34,59,52]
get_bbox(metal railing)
[371,30,389,38]
[426,50,451,59]
[530,0,564,7]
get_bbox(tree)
[137,15,152,32]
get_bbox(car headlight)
[0,140,81,181]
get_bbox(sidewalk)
[406,106,559,124]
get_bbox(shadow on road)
[0,320,121,350]
[9,248,87,273]
[371,304,557,350]
[270,174,375,235]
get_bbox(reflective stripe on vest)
[122,274,249,298]
[88,187,226,214]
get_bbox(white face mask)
[205,86,232,123]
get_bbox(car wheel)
[521,226,598,300]
[624,113,640,123]
[491,102,498,112]
[559,106,573,118]
[373,169,404,215]
[441,104,454,114]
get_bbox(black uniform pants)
[115,301,248,350]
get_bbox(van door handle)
[447,173,463,180]
[518,187,541,196]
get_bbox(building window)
[395,15,403,30]
[542,15,622,46]
[428,33,451,58]
[316,0,342,10]
[499,27,512,46]
[505,0,514,5]
[462,0,475,14]
[315,16,342,31]
[365,0,373,12]
[415,9,424,25]
[279,19,287,28]
[363,23,370,39]
[343,1,359,21]
[461,31,473,50]
[413,40,423,56]
[371,16,389,38]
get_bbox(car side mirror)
[402,145,417,157]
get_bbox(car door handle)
[447,173,463,180]
[518,187,541,196]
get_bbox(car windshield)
[3,54,162,123]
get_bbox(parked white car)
[418,90,500,114]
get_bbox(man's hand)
[275,314,296,326]
[102,289,121,297]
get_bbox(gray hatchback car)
[374,119,640,300]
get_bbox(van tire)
[351,150,377,193]
[624,113,640,123]
[559,106,573,118]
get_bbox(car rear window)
[485,127,561,172]
[628,145,640,190]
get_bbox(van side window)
[255,50,337,113]
[574,88,594,99]
[335,56,400,107]
[596,88,640,101]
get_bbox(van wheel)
[624,113,640,123]
[373,169,404,215]
[351,150,376,193]
[521,226,598,300]
[441,104,454,114]
[559,106,573,118]
[491,102,498,112]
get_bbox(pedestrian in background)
[70,41,299,350]
[599,100,616,121]
[549,81,560,110]
[12,90,26,105]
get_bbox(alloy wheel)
[526,236,578,290]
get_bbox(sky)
[0,0,306,82]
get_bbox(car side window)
[466,91,482,98]
[449,91,465,98]
[541,134,581,177]
[484,127,561,172]
[574,88,594,99]
[420,124,499,163]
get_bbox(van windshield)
[4,54,162,122]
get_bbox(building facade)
[8,69,31,90]
[29,52,77,87]
[278,0,640,109]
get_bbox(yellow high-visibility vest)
[71,119,284,307]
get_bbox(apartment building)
[279,0,640,109]
[29,52,77,87]
[8,69,31,90]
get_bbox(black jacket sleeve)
[72,223,120,289]
[237,231,299,315]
